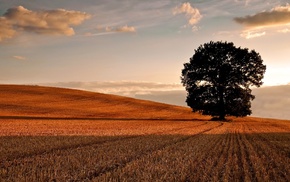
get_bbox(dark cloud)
[234,4,290,28]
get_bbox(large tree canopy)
[181,41,266,120]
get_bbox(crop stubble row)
[0,120,208,161]
[0,119,289,181]
[95,120,289,182]
[1,121,215,181]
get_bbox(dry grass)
[0,84,203,119]
[0,84,289,181]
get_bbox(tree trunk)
[218,86,225,121]
[218,114,226,121]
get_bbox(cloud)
[173,2,202,30]
[234,4,290,38]
[251,84,290,120]
[40,81,290,120]
[234,4,290,28]
[136,90,187,106]
[137,84,290,120]
[96,25,136,33]
[135,84,290,120]
[245,0,251,6]
[13,55,26,60]
[240,30,266,39]
[277,28,290,33]
[0,17,16,41]
[0,6,91,41]
[234,0,251,6]
[115,25,136,32]
[41,81,183,97]
[83,32,116,37]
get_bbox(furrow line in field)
[250,124,290,157]
[240,122,289,181]
[87,122,224,181]
[256,134,290,158]
[239,124,259,182]
[166,122,226,181]
[242,134,273,181]
[244,133,289,181]
[1,122,213,181]
[152,122,209,135]
[242,122,290,181]
[218,129,234,181]
[1,122,208,164]
[175,122,229,181]
[236,130,249,181]
[1,136,130,164]
[184,131,229,181]
[204,131,231,181]
[2,136,186,181]
[232,129,246,181]
[94,122,225,181]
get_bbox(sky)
[1,0,290,119]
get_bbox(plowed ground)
[0,85,289,181]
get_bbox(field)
[0,85,289,181]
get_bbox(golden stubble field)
[0,85,289,181]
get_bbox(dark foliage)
[181,41,266,120]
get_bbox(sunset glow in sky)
[1,0,290,119]
[1,0,290,87]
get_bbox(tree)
[181,41,266,120]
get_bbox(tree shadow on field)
[210,117,233,122]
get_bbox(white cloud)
[41,81,183,97]
[277,28,290,33]
[240,30,266,39]
[83,32,115,37]
[234,0,251,6]
[245,0,251,6]
[13,55,26,60]
[0,6,91,42]
[173,2,202,30]
[96,25,136,33]
[0,17,16,42]
[273,3,290,12]
[115,25,136,32]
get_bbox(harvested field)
[0,85,289,181]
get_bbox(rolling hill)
[0,84,206,120]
